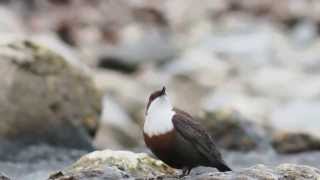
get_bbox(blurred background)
[0,0,320,179]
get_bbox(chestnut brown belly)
[144,130,209,169]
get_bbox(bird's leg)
[179,167,191,178]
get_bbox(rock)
[49,168,131,180]
[202,87,277,125]
[245,67,320,100]
[0,144,88,180]
[0,7,24,34]
[0,173,10,180]
[163,48,230,88]
[92,69,150,125]
[272,132,320,154]
[49,150,320,180]
[270,101,320,138]
[94,95,142,150]
[0,41,101,158]
[49,149,177,180]
[224,150,320,170]
[97,56,139,74]
[200,109,270,151]
[184,164,320,180]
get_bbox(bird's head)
[146,86,171,115]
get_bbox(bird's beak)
[160,86,166,96]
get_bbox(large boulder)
[0,40,101,157]
[49,149,177,180]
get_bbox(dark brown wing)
[173,108,193,118]
[172,110,224,165]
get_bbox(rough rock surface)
[272,132,320,154]
[49,150,177,180]
[184,164,320,180]
[49,150,320,180]
[0,41,101,158]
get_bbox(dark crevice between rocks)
[97,56,139,74]
[49,102,60,113]
[49,0,71,6]
[281,17,302,30]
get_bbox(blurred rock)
[245,67,320,100]
[272,132,320,154]
[291,20,318,46]
[94,95,142,150]
[202,84,276,124]
[167,75,210,116]
[270,101,320,138]
[96,20,176,71]
[184,164,320,180]
[92,69,150,125]
[0,173,10,180]
[0,144,88,180]
[0,7,23,34]
[200,109,269,151]
[201,26,275,68]
[31,34,89,71]
[97,56,139,74]
[0,41,101,157]
[224,150,320,170]
[49,149,177,180]
[164,48,229,88]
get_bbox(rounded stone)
[0,41,101,154]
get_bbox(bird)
[143,86,231,176]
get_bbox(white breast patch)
[144,96,175,137]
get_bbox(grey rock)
[270,101,320,138]
[49,149,320,180]
[0,41,101,158]
[0,144,87,180]
[200,109,270,151]
[184,164,320,180]
[0,7,23,34]
[94,95,142,150]
[49,167,132,180]
[0,173,10,180]
[272,132,320,154]
[49,149,177,180]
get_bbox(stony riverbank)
[0,0,319,179]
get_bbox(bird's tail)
[216,162,232,172]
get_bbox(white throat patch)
[144,95,175,137]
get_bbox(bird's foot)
[178,167,191,178]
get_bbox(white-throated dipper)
[143,87,231,175]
